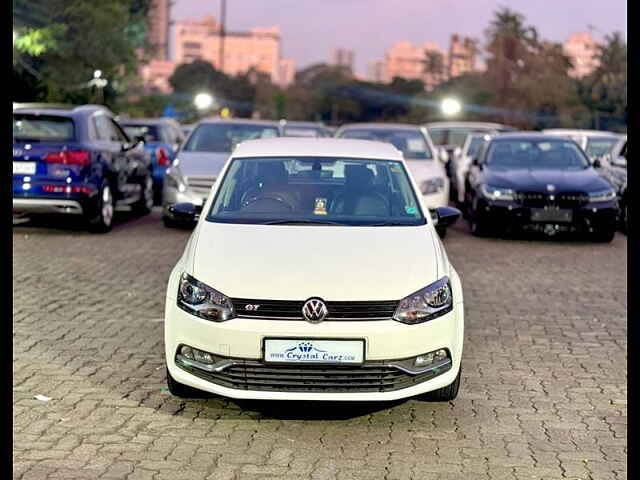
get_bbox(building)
[563,32,600,78]
[277,58,296,87]
[448,35,477,78]
[173,15,295,85]
[383,41,448,90]
[367,60,386,83]
[147,0,171,61]
[332,48,355,73]
[140,59,176,93]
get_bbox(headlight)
[421,178,445,195]
[588,188,616,202]
[177,273,235,322]
[481,184,515,201]
[165,169,186,192]
[393,277,453,325]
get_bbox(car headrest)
[257,161,287,184]
[344,164,374,187]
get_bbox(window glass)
[486,140,590,170]
[585,137,620,157]
[13,114,75,141]
[184,123,280,153]
[207,156,426,226]
[122,124,161,142]
[339,129,433,160]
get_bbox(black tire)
[592,229,615,243]
[163,215,186,229]
[469,215,489,237]
[132,174,154,216]
[166,367,204,398]
[418,367,461,402]
[620,200,628,235]
[87,182,115,233]
[436,225,448,239]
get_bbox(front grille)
[180,360,451,393]
[231,298,398,320]
[185,175,216,195]
[516,191,588,208]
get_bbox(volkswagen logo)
[302,298,328,323]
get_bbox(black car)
[13,104,153,233]
[464,133,618,242]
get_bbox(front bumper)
[474,198,618,233]
[165,296,464,401]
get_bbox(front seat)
[332,165,390,216]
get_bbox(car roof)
[232,137,404,161]
[338,122,423,131]
[13,104,113,117]
[283,121,327,127]
[423,121,513,129]
[542,129,622,137]
[198,117,281,127]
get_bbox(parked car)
[181,123,195,137]
[13,104,153,233]
[464,133,618,241]
[164,137,463,402]
[594,154,628,234]
[334,123,451,237]
[162,118,282,228]
[424,121,517,196]
[542,129,624,161]
[453,133,493,205]
[281,121,332,137]
[120,118,185,204]
[604,136,627,169]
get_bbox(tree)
[422,50,446,89]
[13,0,151,105]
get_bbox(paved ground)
[13,209,627,480]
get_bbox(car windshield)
[122,124,160,142]
[283,126,330,137]
[585,137,620,157]
[486,139,590,170]
[207,156,426,226]
[428,127,482,148]
[183,123,279,153]
[338,129,433,160]
[13,114,75,141]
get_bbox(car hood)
[175,151,230,177]
[191,222,441,301]
[484,167,610,192]
[405,159,446,182]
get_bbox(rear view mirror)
[435,206,461,228]
[168,202,202,225]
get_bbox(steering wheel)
[242,194,295,212]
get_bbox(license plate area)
[263,338,365,365]
[13,161,36,175]
[531,208,572,223]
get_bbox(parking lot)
[13,210,627,480]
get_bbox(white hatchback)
[164,138,464,402]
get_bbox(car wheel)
[132,174,154,215]
[87,182,114,233]
[163,215,183,229]
[417,366,461,402]
[436,225,447,239]
[166,367,204,398]
[621,201,628,234]
[592,228,615,243]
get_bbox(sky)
[171,0,627,76]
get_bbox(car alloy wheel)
[101,185,114,227]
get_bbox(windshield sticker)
[405,206,417,214]
[313,198,328,215]
[390,167,402,173]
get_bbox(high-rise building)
[147,0,171,61]
[383,41,448,90]
[174,15,294,85]
[563,32,600,78]
[367,60,386,83]
[332,48,355,73]
[448,35,477,78]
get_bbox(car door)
[92,113,129,201]
[109,118,148,195]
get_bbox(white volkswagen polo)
[164,138,464,402]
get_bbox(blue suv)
[120,118,185,204]
[13,104,154,233]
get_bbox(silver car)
[162,118,281,227]
[542,129,625,162]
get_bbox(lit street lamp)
[441,97,462,117]
[194,92,214,111]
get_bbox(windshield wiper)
[262,219,345,226]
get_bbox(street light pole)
[219,0,226,73]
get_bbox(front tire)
[87,182,114,233]
[591,228,615,243]
[436,225,448,239]
[166,367,204,398]
[417,367,461,402]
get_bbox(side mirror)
[434,206,461,228]
[611,156,627,168]
[168,202,202,224]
